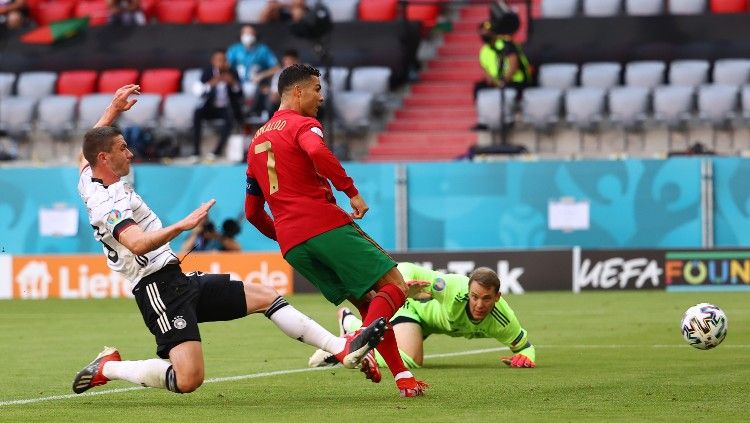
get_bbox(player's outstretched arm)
[93,84,141,128]
[119,199,216,256]
[244,175,277,240]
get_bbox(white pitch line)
[2,344,748,407]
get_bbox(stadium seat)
[476,88,517,130]
[78,94,116,128]
[710,0,748,13]
[520,87,563,152]
[196,0,236,23]
[181,68,203,95]
[75,0,109,26]
[742,85,750,121]
[0,73,16,97]
[652,85,695,149]
[359,0,397,21]
[333,91,374,131]
[669,60,710,87]
[540,0,579,18]
[668,0,706,14]
[29,0,75,26]
[608,86,650,149]
[350,66,391,98]
[580,62,621,88]
[582,0,621,17]
[98,69,139,93]
[118,94,162,128]
[37,95,79,139]
[56,70,98,97]
[538,63,578,89]
[625,0,663,15]
[156,0,197,23]
[236,0,266,23]
[406,4,441,30]
[697,84,739,148]
[322,0,358,22]
[0,96,36,138]
[624,61,666,88]
[713,59,750,86]
[162,93,200,132]
[140,68,182,96]
[320,67,349,93]
[17,71,57,100]
[565,87,607,150]
[140,0,158,20]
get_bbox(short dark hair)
[83,126,122,167]
[283,48,299,59]
[222,219,241,238]
[468,267,501,293]
[277,63,320,95]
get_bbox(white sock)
[395,370,414,381]
[268,303,346,354]
[102,359,171,389]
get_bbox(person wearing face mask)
[226,25,281,118]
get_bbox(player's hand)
[501,354,535,368]
[111,84,140,112]
[406,279,431,299]
[180,199,217,231]
[349,194,369,219]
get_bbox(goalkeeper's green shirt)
[396,262,535,360]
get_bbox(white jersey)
[78,165,177,289]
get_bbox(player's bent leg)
[242,281,282,314]
[393,322,424,367]
[168,341,205,393]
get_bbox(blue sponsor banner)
[664,250,750,291]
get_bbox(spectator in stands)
[259,0,308,24]
[107,0,146,26]
[181,218,242,253]
[268,49,301,114]
[0,0,27,30]
[192,49,244,161]
[226,25,281,119]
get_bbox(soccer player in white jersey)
[72,84,386,395]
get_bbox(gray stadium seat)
[652,85,695,149]
[119,94,162,128]
[236,0,267,23]
[625,0,663,15]
[697,84,739,149]
[162,93,200,132]
[320,67,349,93]
[181,68,203,95]
[78,94,115,128]
[0,73,15,97]
[668,0,705,14]
[538,63,578,90]
[16,71,57,101]
[37,95,78,139]
[333,91,374,131]
[541,0,579,17]
[565,87,607,150]
[625,61,666,88]
[669,60,710,87]
[476,88,517,130]
[0,96,36,137]
[583,0,621,17]
[608,86,650,149]
[520,87,563,152]
[713,59,750,86]
[350,66,391,107]
[742,86,750,122]
[580,62,621,88]
[322,0,358,22]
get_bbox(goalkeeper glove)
[501,354,535,368]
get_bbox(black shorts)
[133,264,246,359]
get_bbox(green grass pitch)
[0,291,747,422]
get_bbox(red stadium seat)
[140,68,182,95]
[98,69,139,93]
[359,0,397,21]
[156,0,197,23]
[196,0,236,23]
[30,0,76,26]
[57,70,98,96]
[710,0,748,12]
[140,0,158,20]
[75,0,109,26]
[406,4,441,30]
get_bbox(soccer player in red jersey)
[245,64,427,397]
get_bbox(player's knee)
[244,281,281,309]
[176,368,204,393]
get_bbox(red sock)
[355,302,369,323]
[362,284,408,377]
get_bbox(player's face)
[467,281,500,321]
[298,75,324,117]
[102,135,134,177]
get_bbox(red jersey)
[245,109,358,255]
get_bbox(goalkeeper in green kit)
[308,262,536,377]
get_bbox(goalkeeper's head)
[467,267,501,321]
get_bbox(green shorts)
[285,223,396,305]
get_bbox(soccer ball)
[681,303,728,350]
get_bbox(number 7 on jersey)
[254,141,278,194]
